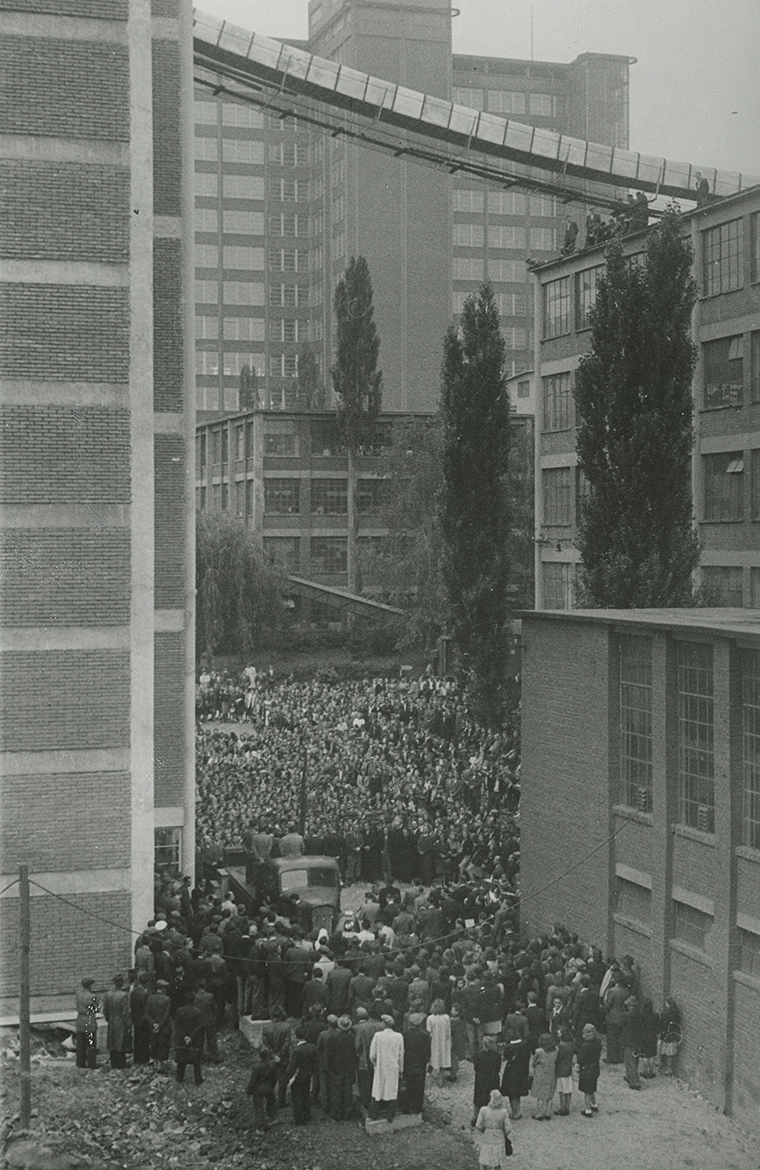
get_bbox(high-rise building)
[0,0,195,1014]
[193,3,633,415]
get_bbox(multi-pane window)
[264,432,297,457]
[453,258,485,281]
[235,426,245,462]
[677,641,714,832]
[742,649,760,850]
[310,536,347,574]
[703,451,744,521]
[495,292,526,316]
[195,351,219,375]
[269,248,308,273]
[221,482,229,511]
[617,878,652,925]
[487,89,526,114]
[195,208,218,233]
[222,175,265,200]
[752,212,760,284]
[488,191,527,216]
[703,335,744,407]
[453,189,485,213]
[530,227,556,251]
[575,466,591,524]
[543,277,570,338]
[358,478,388,513]
[223,318,264,342]
[221,103,263,128]
[703,218,743,295]
[543,467,572,525]
[264,479,300,514]
[619,635,653,811]
[195,315,218,340]
[195,100,217,125]
[454,224,485,247]
[263,536,299,572]
[224,282,264,306]
[222,137,263,164]
[194,172,218,197]
[542,561,573,609]
[504,327,527,348]
[311,478,347,514]
[576,266,604,331]
[269,353,298,377]
[194,135,217,161]
[155,827,181,873]
[280,320,299,343]
[517,379,530,398]
[196,244,218,269]
[488,259,526,283]
[452,86,484,108]
[268,285,306,308]
[738,928,760,976]
[223,353,262,378]
[673,900,712,951]
[542,373,572,432]
[701,565,743,607]
[529,93,555,116]
[195,280,218,304]
[311,421,345,456]
[269,178,306,201]
[223,210,264,235]
[488,226,526,249]
[223,245,264,270]
[751,332,760,402]
[529,195,557,217]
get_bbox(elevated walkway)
[283,575,404,621]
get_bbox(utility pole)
[19,864,31,1129]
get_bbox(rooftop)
[520,608,760,641]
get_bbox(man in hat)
[402,1013,431,1114]
[75,977,99,1069]
[286,1026,318,1126]
[327,1016,357,1121]
[262,1005,292,1108]
[102,974,131,1069]
[354,1006,383,1111]
[369,1016,404,1122]
[145,979,172,1073]
[174,991,203,1085]
[130,971,151,1065]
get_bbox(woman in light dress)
[426,998,452,1087]
[474,1088,513,1168]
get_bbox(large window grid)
[155,827,181,874]
[453,258,484,282]
[542,373,572,432]
[310,537,347,574]
[543,467,572,524]
[576,266,604,331]
[703,335,744,407]
[542,562,574,609]
[487,90,526,114]
[311,421,345,457]
[453,189,485,213]
[677,641,714,832]
[358,478,388,513]
[311,478,347,515]
[543,277,570,338]
[222,138,263,164]
[488,226,526,249]
[703,219,742,296]
[264,479,300,514]
[223,175,264,200]
[452,86,484,108]
[742,649,760,850]
[488,191,526,216]
[620,635,653,811]
[703,451,744,521]
[263,536,299,572]
[454,224,485,247]
[751,332,760,403]
[673,900,712,951]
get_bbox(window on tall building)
[742,648,760,849]
[195,315,218,340]
[542,561,573,609]
[575,466,590,524]
[543,467,572,525]
[529,194,557,217]
[454,224,485,247]
[224,282,264,306]
[453,189,485,213]
[195,208,218,233]
[197,432,207,470]
[542,372,572,431]
[222,137,263,164]
[543,277,570,338]
[504,327,528,348]
[358,478,388,513]
[673,899,712,951]
[517,379,530,398]
[264,432,297,457]
[703,451,744,521]
[495,292,526,316]
[751,448,760,521]
[263,536,299,572]
[453,258,485,281]
[194,136,217,161]
[751,332,760,402]
[619,635,653,811]
[452,86,484,108]
[310,536,347,574]
[576,266,604,330]
[196,244,218,269]
[221,103,263,129]
[487,89,526,114]
[488,259,527,283]
[739,927,760,977]
[194,172,218,197]
[703,335,744,407]
[223,317,264,342]
[264,479,300,514]
[221,482,229,511]
[195,279,218,304]
[701,565,743,606]
[488,225,526,249]
[195,351,219,375]
[677,641,714,832]
[530,227,556,251]
[752,212,760,284]
[195,100,217,126]
[223,210,264,235]
[311,420,344,456]
[223,245,264,270]
[617,878,652,925]
[223,175,265,200]
[311,479,347,515]
[703,218,743,295]
[280,319,299,343]
[488,191,527,216]
[155,827,181,873]
[529,93,555,116]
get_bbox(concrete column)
[649,632,677,1005]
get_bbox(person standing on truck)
[280,826,305,857]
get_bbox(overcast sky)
[197,0,760,178]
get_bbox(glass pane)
[335,65,368,101]
[531,127,561,161]
[421,95,452,128]
[306,56,341,89]
[477,112,507,146]
[449,105,479,137]
[504,122,535,153]
[393,85,424,118]
[612,148,639,179]
[278,44,311,80]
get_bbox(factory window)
[223,210,264,235]
[194,136,217,161]
[358,478,388,513]
[194,172,218,197]
[222,137,263,164]
[311,478,348,515]
[738,927,760,977]
[223,175,265,200]
[224,282,265,306]
[488,259,527,283]
[619,635,653,812]
[529,93,555,116]
[752,449,760,520]
[221,103,263,129]
[530,228,556,251]
[543,467,572,525]
[223,318,264,342]
[311,421,345,457]
[529,194,557,217]
[542,372,572,432]
[263,537,299,572]
[453,189,485,213]
[542,562,573,609]
[704,335,744,407]
[488,226,526,249]
[677,641,714,833]
[487,90,526,115]
[264,432,297,457]
[575,466,591,525]
[575,266,604,331]
[195,315,218,340]
[264,479,300,514]
[223,245,264,270]
[617,878,651,926]
[742,648,760,850]
[453,258,485,281]
[673,900,712,951]
[752,332,760,402]
[517,379,530,398]
[495,292,526,316]
[454,224,485,247]
[195,208,218,233]
[703,451,744,521]
[543,277,570,338]
[751,212,760,284]
[310,536,347,574]
[452,86,484,109]
[703,218,743,296]
[195,100,217,126]
[154,827,181,874]
[701,566,743,607]
[488,191,527,216]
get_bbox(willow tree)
[439,282,512,728]
[332,256,382,593]
[574,207,700,607]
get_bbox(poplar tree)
[439,283,512,728]
[196,512,282,658]
[574,207,700,607]
[332,256,383,593]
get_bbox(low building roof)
[518,607,760,641]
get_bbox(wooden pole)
[19,864,31,1129]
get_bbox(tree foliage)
[332,256,382,449]
[439,283,512,727]
[196,511,283,659]
[574,207,700,607]
[239,364,259,412]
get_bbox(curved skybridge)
[193,9,754,205]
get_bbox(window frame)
[264,478,301,515]
[703,450,744,521]
[543,277,571,339]
[677,641,715,833]
[702,218,743,296]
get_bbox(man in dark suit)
[287,1027,318,1125]
[402,1013,431,1113]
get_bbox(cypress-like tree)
[439,282,512,728]
[332,256,382,593]
[239,363,259,412]
[574,207,700,607]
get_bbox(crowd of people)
[195,675,521,890]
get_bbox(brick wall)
[0,0,127,16]
[153,238,184,412]
[0,892,131,999]
[152,40,182,217]
[151,0,179,16]
[0,37,129,141]
[0,162,130,263]
[154,435,185,607]
[1,772,130,872]
[732,982,760,1128]
[154,632,185,807]
[0,650,130,752]
[0,406,131,504]
[670,947,724,1103]
[0,529,130,626]
[0,285,129,381]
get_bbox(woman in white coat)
[426,998,452,1087]
[369,1015,405,1122]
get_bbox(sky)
[196,0,760,179]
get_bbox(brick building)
[519,608,760,1135]
[0,0,195,1014]
[530,185,760,609]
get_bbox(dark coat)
[247,1055,278,1097]
[500,1038,531,1098]
[576,1036,602,1093]
[473,1048,501,1108]
[287,1040,317,1083]
[174,1003,202,1062]
[325,967,352,1015]
[403,1027,432,1072]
